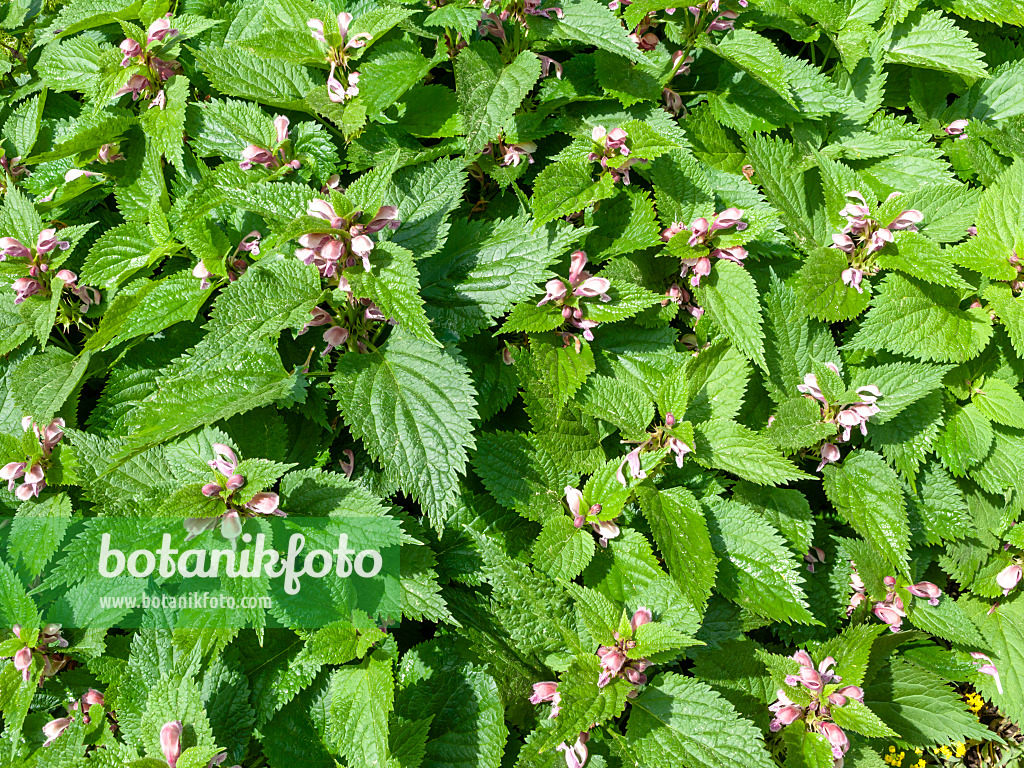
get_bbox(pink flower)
[711,207,746,232]
[322,325,349,355]
[662,88,683,115]
[841,267,864,293]
[240,144,277,171]
[119,38,142,66]
[818,723,849,760]
[538,278,568,307]
[36,228,70,255]
[244,492,283,516]
[530,681,558,704]
[327,63,360,104]
[350,234,375,271]
[828,685,864,708]
[339,449,355,479]
[873,602,905,632]
[564,486,585,527]
[15,462,44,500]
[42,717,71,746]
[0,237,30,260]
[710,245,747,264]
[816,443,840,472]
[574,276,611,300]
[831,234,855,253]
[945,119,968,137]
[556,735,589,768]
[115,74,152,100]
[501,141,537,167]
[681,256,712,287]
[615,446,647,487]
[630,607,653,632]
[160,721,183,768]
[146,14,178,44]
[797,373,826,403]
[13,646,32,681]
[538,55,563,78]
[687,217,710,246]
[905,581,942,606]
[590,519,620,548]
[804,547,826,573]
[1,461,26,491]
[151,57,180,82]
[707,9,738,30]
[866,227,894,253]
[996,564,1022,596]
[307,198,345,228]
[208,444,238,476]
[970,652,1003,695]
[888,209,923,232]
[666,436,691,468]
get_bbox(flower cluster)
[54,270,101,313]
[298,288,393,356]
[158,720,239,768]
[538,250,611,342]
[4,623,68,683]
[41,688,105,746]
[661,282,704,320]
[768,651,862,766]
[796,364,882,471]
[614,412,692,487]
[2,416,65,500]
[565,486,619,547]
[483,137,538,167]
[193,231,260,289]
[847,569,943,632]
[117,15,181,109]
[239,116,301,173]
[308,13,369,104]
[184,444,284,541]
[661,207,748,288]
[587,126,646,185]
[298,198,400,278]
[829,191,923,292]
[1,227,70,303]
[596,607,654,691]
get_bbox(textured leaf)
[333,331,478,517]
[693,260,766,369]
[885,9,988,80]
[693,419,810,486]
[456,44,540,153]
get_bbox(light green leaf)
[693,419,811,486]
[885,9,988,80]
[346,241,435,345]
[456,43,540,153]
[694,259,766,369]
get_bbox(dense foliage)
[2,0,1024,766]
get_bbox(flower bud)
[630,607,653,633]
[160,721,183,768]
[225,474,246,491]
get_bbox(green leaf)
[934,402,994,476]
[863,658,993,745]
[704,498,817,625]
[346,241,435,344]
[529,334,596,409]
[8,493,72,575]
[636,485,718,613]
[333,331,478,517]
[822,450,910,573]
[852,273,993,363]
[195,46,315,109]
[984,283,1024,358]
[849,361,951,425]
[791,247,872,322]
[420,214,573,336]
[80,222,178,288]
[961,595,1024,726]
[11,348,92,424]
[875,231,972,291]
[532,159,616,227]
[627,673,777,768]
[939,0,1024,24]
[885,9,988,80]
[455,43,540,153]
[693,419,811,486]
[704,30,794,105]
[973,377,1024,428]
[732,482,815,555]
[908,596,985,647]
[531,0,642,63]
[693,260,766,369]
[327,656,393,767]
[533,515,596,581]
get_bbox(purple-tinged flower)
[225,474,246,491]
[666,436,691,467]
[556,735,589,768]
[662,88,683,115]
[244,492,283,517]
[538,278,568,307]
[148,90,166,110]
[237,231,262,255]
[151,57,180,82]
[479,12,507,42]
[119,38,142,66]
[115,74,152,101]
[816,443,840,472]
[564,486,585,527]
[501,140,537,167]
[831,234,855,253]
[804,547,826,573]
[160,721,183,768]
[64,168,100,183]
[971,652,1003,695]
[146,14,178,44]
[529,681,562,717]
[866,227,894,253]
[201,482,222,497]
[13,646,32,681]
[339,449,355,479]
[524,0,564,18]
[827,685,864,708]
[591,519,619,548]
[670,50,694,76]
[327,64,360,104]
[209,444,238,476]
[888,209,924,232]
[710,245,747,264]
[322,325,350,356]
[680,256,712,288]
[308,198,345,228]
[298,306,334,336]
[840,267,864,293]
[573,275,611,300]
[707,9,738,30]
[630,607,653,632]
[818,722,849,761]
[996,563,1022,596]
[797,372,826,403]
[12,277,40,304]
[239,145,277,171]
[538,55,563,79]
[615,446,647,487]
[873,602,905,632]
[687,218,710,246]
[350,234,375,271]
[36,229,70,255]
[906,581,942,606]
[769,704,803,732]
[945,119,968,137]
[967,225,977,237]
[0,237,30,260]
[42,717,71,746]
[1,461,26,491]
[711,207,747,232]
